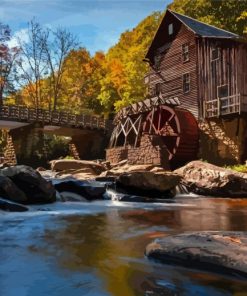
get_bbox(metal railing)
[204,93,244,118]
[0,105,112,131]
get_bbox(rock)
[95,176,116,183]
[99,164,163,177]
[0,165,56,204]
[175,160,247,197]
[36,167,46,172]
[145,231,247,277]
[50,159,105,175]
[59,191,88,202]
[55,167,98,181]
[117,171,181,192]
[0,197,28,212]
[54,180,106,201]
[0,176,27,203]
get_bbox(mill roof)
[170,10,240,38]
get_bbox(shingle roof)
[169,10,240,38]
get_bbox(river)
[1,197,247,296]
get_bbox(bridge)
[0,105,113,166]
[0,105,112,131]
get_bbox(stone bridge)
[0,105,112,166]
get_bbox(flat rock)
[99,164,159,177]
[146,231,247,277]
[50,159,105,175]
[117,171,181,192]
[175,160,247,197]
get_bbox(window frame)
[168,23,173,35]
[144,75,149,85]
[155,83,162,96]
[154,53,162,71]
[182,43,189,62]
[182,73,190,94]
[211,47,220,61]
[217,84,229,99]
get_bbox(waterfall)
[175,183,189,195]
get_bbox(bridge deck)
[0,105,112,131]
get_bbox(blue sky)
[1,0,170,54]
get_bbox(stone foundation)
[199,117,247,165]
[106,134,170,168]
[107,116,247,168]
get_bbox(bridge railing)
[0,105,112,131]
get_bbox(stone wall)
[108,116,247,168]
[106,134,170,168]
[199,117,247,165]
[106,146,128,164]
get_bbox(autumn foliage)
[2,0,247,116]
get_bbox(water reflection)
[1,198,247,295]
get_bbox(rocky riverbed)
[1,159,247,295]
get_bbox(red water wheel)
[143,105,199,166]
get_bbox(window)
[168,23,173,35]
[144,75,149,84]
[183,73,190,93]
[155,83,161,96]
[154,54,162,70]
[217,85,228,98]
[212,48,220,61]
[182,43,189,62]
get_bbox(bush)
[226,164,247,173]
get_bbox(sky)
[1,0,170,54]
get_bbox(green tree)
[0,23,19,105]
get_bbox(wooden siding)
[197,38,247,117]
[146,19,199,119]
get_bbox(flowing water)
[1,197,247,296]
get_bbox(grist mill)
[106,9,247,168]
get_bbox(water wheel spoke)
[165,145,175,159]
[167,113,175,122]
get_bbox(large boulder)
[117,171,181,193]
[54,180,106,201]
[146,232,247,277]
[0,165,56,204]
[0,198,28,212]
[175,161,247,197]
[0,176,27,203]
[50,159,105,175]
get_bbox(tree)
[16,20,48,108]
[44,28,78,110]
[0,23,19,105]
[97,12,163,113]
[168,0,247,36]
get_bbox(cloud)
[2,0,168,53]
[7,28,29,48]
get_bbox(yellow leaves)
[96,11,162,112]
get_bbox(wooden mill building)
[107,9,247,168]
